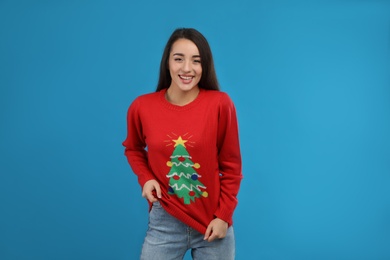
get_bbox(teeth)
[180,76,192,80]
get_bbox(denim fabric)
[140,201,235,260]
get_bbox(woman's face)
[168,38,202,93]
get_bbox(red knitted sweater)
[122,88,242,234]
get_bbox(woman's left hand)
[204,218,228,242]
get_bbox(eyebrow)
[173,53,201,58]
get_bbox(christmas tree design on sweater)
[166,136,208,205]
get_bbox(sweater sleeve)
[122,98,155,188]
[214,93,243,225]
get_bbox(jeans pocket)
[148,201,165,229]
[152,201,162,209]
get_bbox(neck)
[166,87,200,106]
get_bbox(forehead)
[170,39,200,55]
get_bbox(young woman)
[123,28,242,260]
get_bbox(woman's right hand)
[142,179,162,203]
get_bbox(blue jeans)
[140,201,235,260]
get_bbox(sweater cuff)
[138,173,155,188]
[214,208,234,226]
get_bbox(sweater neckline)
[159,88,204,111]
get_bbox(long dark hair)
[156,28,220,91]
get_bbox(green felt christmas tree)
[166,136,208,204]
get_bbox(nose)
[182,60,191,72]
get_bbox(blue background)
[1,0,389,259]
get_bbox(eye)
[194,59,201,64]
[174,58,183,62]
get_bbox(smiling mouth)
[179,75,194,80]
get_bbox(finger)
[155,183,162,199]
[147,192,157,203]
[141,187,150,198]
[142,189,154,202]
[207,233,217,242]
[204,225,212,240]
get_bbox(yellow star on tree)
[173,136,187,147]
